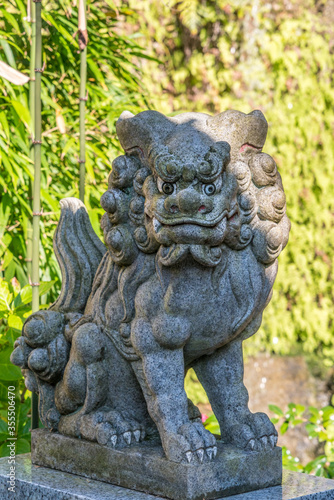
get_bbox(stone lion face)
[142,140,240,247]
[143,166,239,247]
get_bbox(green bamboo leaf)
[0,193,11,239]
[61,137,76,157]
[0,111,10,138]
[43,13,75,44]
[1,10,21,33]
[2,249,13,269]
[87,58,106,86]
[11,100,31,130]
[0,40,17,68]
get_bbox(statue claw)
[247,439,255,451]
[133,430,141,442]
[260,435,268,448]
[270,434,278,447]
[213,446,217,458]
[110,435,117,448]
[196,448,204,463]
[186,451,192,463]
[206,447,213,460]
[123,431,132,445]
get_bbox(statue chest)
[152,249,268,358]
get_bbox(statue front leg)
[131,318,216,464]
[194,338,278,452]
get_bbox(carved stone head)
[99,109,290,268]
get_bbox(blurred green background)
[0,0,334,476]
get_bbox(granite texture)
[11,109,291,496]
[1,454,334,500]
[30,429,282,500]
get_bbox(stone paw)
[223,412,278,452]
[163,421,217,464]
[77,409,146,448]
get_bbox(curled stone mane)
[100,153,158,265]
[96,153,156,326]
[225,153,290,264]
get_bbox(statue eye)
[203,184,216,196]
[162,182,175,195]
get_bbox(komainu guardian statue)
[12,109,290,496]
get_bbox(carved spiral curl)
[225,152,290,264]
[249,153,277,187]
[148,145,181,182]
[101,154,159,264]
[196,145,230,182]
[105,225,138,265]
[108,155,141,189]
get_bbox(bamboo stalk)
[31,0,42,430]
[26,0,36,280]
[78,0,88,202]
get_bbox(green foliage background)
[0,0,333,459]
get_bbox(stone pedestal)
[1,454,334,500]
[30,429,281,500]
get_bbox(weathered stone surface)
[1,454,334,500]
[30,429,282,499]
[11,109,291,496]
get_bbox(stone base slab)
[30,429,282,500]
[1,454,334,500]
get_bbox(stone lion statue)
[12,109,290,465]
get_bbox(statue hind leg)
[12,311,153,448]
[56,320,153,447]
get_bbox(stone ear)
[116,109,175,157]
[207,109,268,160]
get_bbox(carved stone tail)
[51,197,106,314]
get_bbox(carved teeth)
[110,435,117,448]
[196,448,204,463]
[133,430,141,443]
[186,451,192,463]
[260,436,268,448]
[123,432,132,445]
[206,447,213,460]
[213,446,217,458]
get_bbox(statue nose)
[176,188,202,215]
